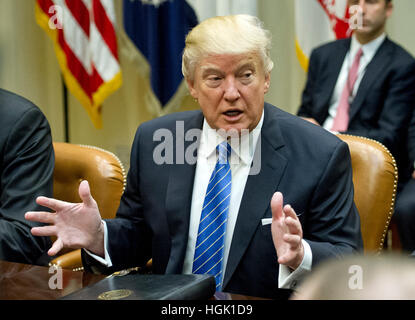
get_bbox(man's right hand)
[25,180,105,257]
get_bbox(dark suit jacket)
[0,89,54,265]
[83,103,362,298]
[297,37,415,183]
[408,110,415,166]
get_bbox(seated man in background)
[297,0,415,186]
[394,112,415,253]
[297,0,415,253]
[26,15,362,299]
[0,88,54,265]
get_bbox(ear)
[186,78,198,99]
[386,1,393,18]
[264,73,271,94]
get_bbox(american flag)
[295,0,350,71]
[35,0,122,128]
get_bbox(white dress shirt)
[181,111,312,289]
[323,33,386,131]
[88,109,312,289]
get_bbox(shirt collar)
[350,33,386,63]
[199,110,264,166]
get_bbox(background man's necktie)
[192,142,232,291]
[331,48,364,132]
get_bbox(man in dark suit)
[297,0,415,254]
[297,0,415,183]
[394,112,415,253]
[0,88,54,265]
[26,15,362,299]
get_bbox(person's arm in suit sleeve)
[347,60,415,157]
[408,110,415,179]
[271,137,362,288]
[304,140,363,263]
[82,126,152,274]
[297,49,320,125]
[0,108,54,265]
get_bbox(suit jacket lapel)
[319,39,350,113]
[164,112,204,274]
[223,104,288,288]
[349,38,393,122]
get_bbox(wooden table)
[0,260,289,300]
[0,260,105,300]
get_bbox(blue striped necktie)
[192,142,232,291]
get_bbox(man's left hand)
[270,192,304,270]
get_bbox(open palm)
[25,180,104,257]
[270,192,304,270]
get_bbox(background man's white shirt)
[323,33,386,131]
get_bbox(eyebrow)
[200,67,222,76]
[236,62,256,73]
[200,62,257,76]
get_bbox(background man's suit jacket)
[83,103,363,299]
[0,88,54,265]
[297,37,415,183]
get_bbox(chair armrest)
[50,249,83,271]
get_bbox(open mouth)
[362,20,370,27]
[223,110,243,117]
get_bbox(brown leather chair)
[49,142,126,270]
[337,134,398,253]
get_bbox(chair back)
[52,142,126,220]
[50,143,126,270]
[337,134,397,252]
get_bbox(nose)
[358,0,366,14]
[223,77,240,102]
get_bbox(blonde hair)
[292,254,415,300]
[182,15,274,82]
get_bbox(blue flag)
[123,0,198,107]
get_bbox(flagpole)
[61,77,70,143]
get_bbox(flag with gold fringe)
[122,0,198,116]
[295,0,351,71]
[35,0,122,128]
[121,0,257,117]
